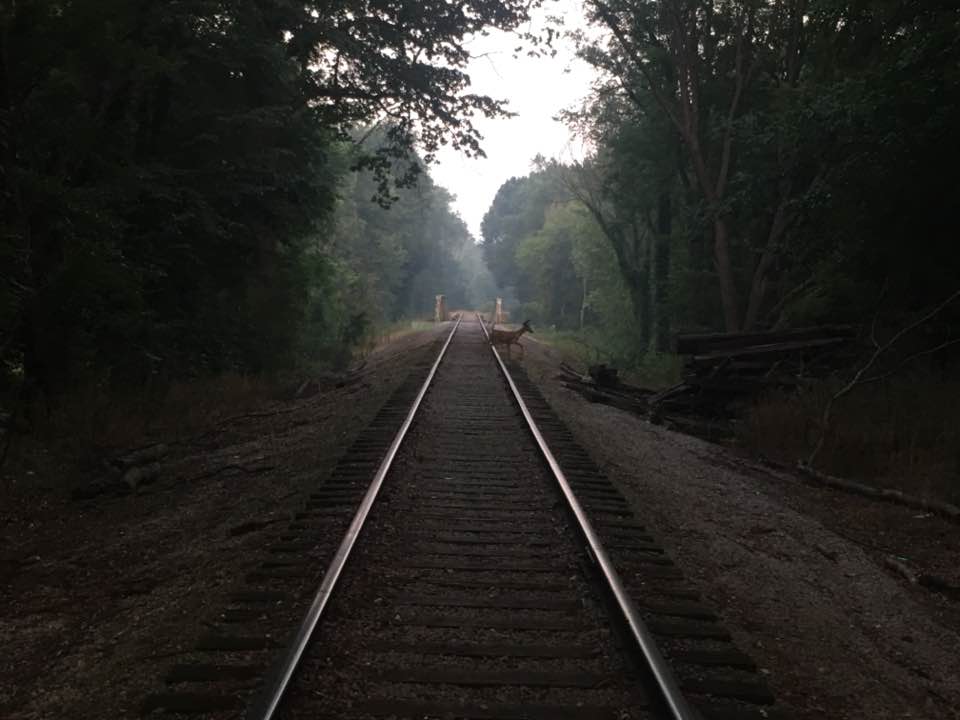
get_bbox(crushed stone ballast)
[142,316,777,720]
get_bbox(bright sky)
[430,2,598,240]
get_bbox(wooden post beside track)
[434,295,448,322]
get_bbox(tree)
[314,142,489,364]
[552,99,677,350]
[480,167,568,305]
[580,0,816,331]
[1,0,541,396]
[515,203,582,327]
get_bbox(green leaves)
[2,0,538,392]
[569,0,960,332]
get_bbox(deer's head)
[522,320,534,334]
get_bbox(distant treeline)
[481,1,960,363]
[315,158,495,367]
[0,0,528,400]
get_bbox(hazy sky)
[430,3,598,240]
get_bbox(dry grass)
[366,319,436,354]
[742,374,960,503]
[3,374,281,487]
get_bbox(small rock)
[814,543,839,562]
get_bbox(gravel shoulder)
[520,336,960,720]
[0,325,447,720]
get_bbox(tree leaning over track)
[0,0,539,397]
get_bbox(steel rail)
[249,314,463,720]
[477,314,699,720]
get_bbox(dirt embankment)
[0,325,448,720]
[521,336,960,720]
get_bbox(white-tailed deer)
[490,319,534,358]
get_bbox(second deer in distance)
[490,319,534,358]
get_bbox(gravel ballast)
[0,326,448,720]
[520,336,960,720]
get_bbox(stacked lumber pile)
[653,325,856,419]
[556,325,855,440]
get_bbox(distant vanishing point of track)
[144,316,776,720]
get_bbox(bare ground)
[0,325,448,720]
[519,336,960,720]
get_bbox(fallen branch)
[796,463,960,523]
[883,556,960,601]
[561,380,646,415]
[859,337,960,385]
[808,287,960,466]
[186,463,277,484]
[558,361,587,380]
[884,556,918,584]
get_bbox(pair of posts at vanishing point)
[433,296,506,324]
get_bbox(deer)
[489,319,534,358]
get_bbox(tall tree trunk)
[688,138,742,332]
[743,194,793,330]
[575,202,650,346]
[624,274,649,348]
[580,274,587,330]
[713,217,740,331]
[632,222,651,347]
[654,191,671,351]
[648,222,658,354]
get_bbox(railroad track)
[144,316,775,720]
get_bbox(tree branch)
[807,287,960,466]
[716,7,755,199]
[594,4,684,133]
[860,338,960,385]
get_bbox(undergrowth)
[1,373,282,488]
[534,328,682,389]
[367,319,436,351]
[535,329,959,503]
[742,373,960,503]
[1,322,443,490]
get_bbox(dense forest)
[305,149,494,366]
[483,0,960,345]
[0,0,521,410]
[477,1,960,493]
[3,1,960,494]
